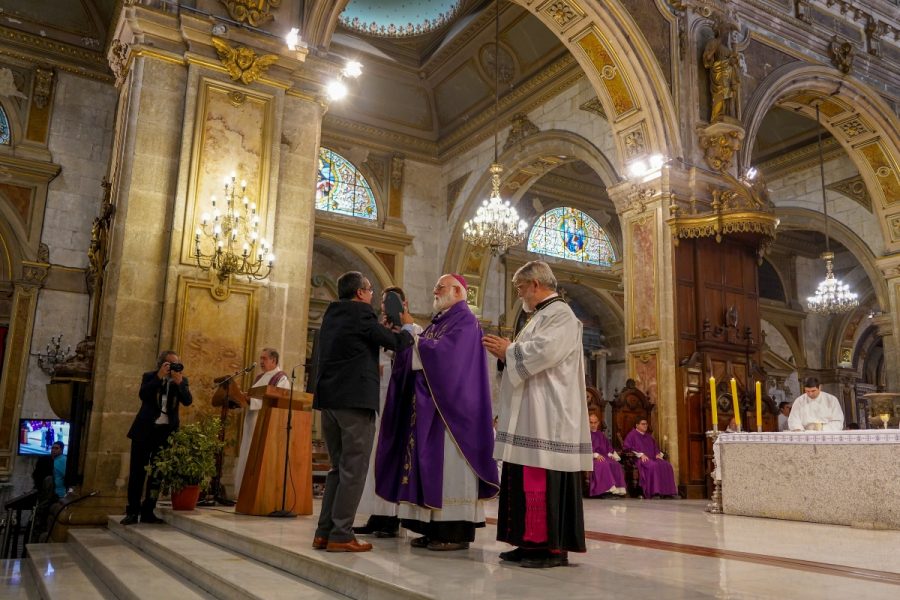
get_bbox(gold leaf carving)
[826,175,871,212]
[211,37,278,85]
[576,31,636,117]
[858,141,900,206]
[220,0,281,27]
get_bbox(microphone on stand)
[242,362,258,374]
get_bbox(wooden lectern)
[235,385,313,516]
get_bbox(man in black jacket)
[312,271,413,552]
[121,350,192,525]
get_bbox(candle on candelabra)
[709,376,718,430]
[730,378,741,431]
[755,381,762,432]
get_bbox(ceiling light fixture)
[806,104,858,315]
[462,0,527,256]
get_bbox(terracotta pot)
[170,484,202,511]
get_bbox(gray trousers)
[315,408,376,542]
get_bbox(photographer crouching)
[121,350,192,525]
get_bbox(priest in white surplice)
[483,260,592,569]
[788,376,844,432]
[234,348,290,497]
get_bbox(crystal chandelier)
[461,0,527,257]
[806,105,858,315]
[194,174,274,283]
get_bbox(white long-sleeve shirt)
[787,391,844,431]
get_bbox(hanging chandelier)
[194,174,274,283]
[805,105,858,315]
[461,0,527,257]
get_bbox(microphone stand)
[269,364,299,518]
[199,366,250,507]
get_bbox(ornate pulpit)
[235,385,313,516]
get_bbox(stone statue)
[703,17,741,123]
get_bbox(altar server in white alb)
[235,347,290,497]
[787,376,844,432]
[483,260,592,569]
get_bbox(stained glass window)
[0,105,10,145]
[527,207,616,266]
[316,148,377,220]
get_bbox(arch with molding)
[742,65,900,253]
[304,0,681,167]
[445,129,621,287]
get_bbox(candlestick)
[755,381,762,432]
[730,378,741,430]
[709,376,718,430]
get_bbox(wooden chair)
[611,380,653,498]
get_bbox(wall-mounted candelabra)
[34,334,72,376]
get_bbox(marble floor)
[6,497,900,599]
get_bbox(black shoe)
[352,525,375,535]
[120,514,139,526]
[409,535,430,548]
[140,514,165,524]
[374,529,398,538]
[499,547,526,562]
[520,554,568,569]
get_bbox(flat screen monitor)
[18,419,69,456]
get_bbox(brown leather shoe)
[326,538,373,552]
[312,536,328,550]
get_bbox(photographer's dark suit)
[313,299,412,544]
[125,369,192,520]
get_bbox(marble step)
[106,517,348,600]
[24,543,116,600]
[157,509,433,600]
[67,528,215,600]
[1,559,40,599]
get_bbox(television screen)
[18,419,70,456]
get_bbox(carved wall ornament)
[890,215,900,242]
[390,154,404,190]
[543,1,580,28]
[826,175,871,212]
[481,43,515,85]
[220,0,282,27]
[37,242,49,264]
[623,128,646,159]
[108,40,130,87]
[0,68,26,100]
[211,37,278,85]
[829,37,854,74]
[702,15,742,122]
[503,113,540,151]
[32,68,54,109]
[21,262,49,285]
[697,120,745,172]
[835,116,869,138]
[579,97,607,119]
[227,90,247,106]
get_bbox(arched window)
[315,147,377,220]
[527,207,615,266]
[0,105,10,145]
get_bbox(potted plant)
[147,416,224,510]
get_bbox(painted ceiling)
[339,0,465,37]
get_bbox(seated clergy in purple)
[375,273,499,551]
[588,412,625,497]
[622,418,678,499]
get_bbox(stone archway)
[743,65,900,254]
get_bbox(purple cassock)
[622,429,678,498]
[375,300,499,509]
[589,431,625,496]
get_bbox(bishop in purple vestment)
[622,418,678,498]
[588,413,626,497]
[375,274,499,549]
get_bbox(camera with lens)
[169,362,184,373]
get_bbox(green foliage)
[147,417,224,494]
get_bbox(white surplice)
[234,368,290,497]
[787,391,844,431]
[494,298,593,472]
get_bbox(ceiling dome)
[339,0,463,38]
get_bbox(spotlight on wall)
[626,153,666,180]
[342,60,363,79]
[286,27,304,51]
[745,166,758,181]
[326,79,348,101]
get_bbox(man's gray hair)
[513,260,557,290]
[262,347,279,364]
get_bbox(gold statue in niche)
[702,16,741,123]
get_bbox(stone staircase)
[20,509,431,600]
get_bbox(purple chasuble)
[589,431,625,496]
[375,301,499,509]
[622,429,678,498]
